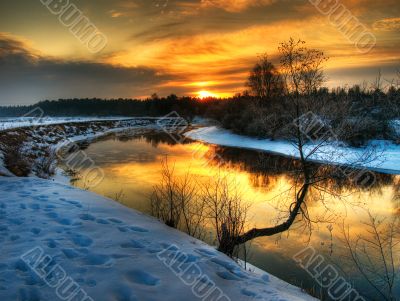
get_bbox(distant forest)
[0,96,203,119]
[1,85,399,147]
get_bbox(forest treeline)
[1,85,399,146]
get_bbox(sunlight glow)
[197,90,218,98]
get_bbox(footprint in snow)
[34,195,48,202]
[117,226,129,233]
[86,279,97,287]
[10,235,20,241]
[30,228,41,235]
[211,258,237,271]
[261,274,270,282]
[18,192,31,198]
[125,270,160,286]
[46,212,58,219]
[71,234,93,247]
[81,253,113,266]
[108,218,123,224]
[46,239,58,249]
[120,240,146,249]
[129,226,148,233]
[56,218,73,226]
[241,288,258,298]
[118,225,149,233]
[28,204,40,210]
[216,271,241,281]
[112,285,138,301]
[0,225,9,232]
[78,213,96,221]
[96,218,110,225]
[59,198,82,208]
[66,200,83,208]
[8,218,24,225]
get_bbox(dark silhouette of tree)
[278,38,328,95]
[246,54,284,102]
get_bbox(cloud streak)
[0,34,174,105]
[200,0,276,12]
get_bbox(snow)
[0,118,180,178]
[185,126,400,174]
[0,177,316,301]
[0,153,14,177]
[0,117,133,131]
[392,119,400,136]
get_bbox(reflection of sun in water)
[197,90,217,98]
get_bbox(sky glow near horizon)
[0,0,399,105]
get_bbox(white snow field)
[185,126,400,174]
[0,116,137,130]
[0,117,133,131]
[0,177,315,301]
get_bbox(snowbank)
[0,117,133,131]
[0,178,315,301]
[0,153,14,177]
[0,118,177,177]
[185,126,400,174]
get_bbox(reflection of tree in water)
[206,145,396,194]
[139,132,192,148]
[392,177,400,215]
[95,130,191,147]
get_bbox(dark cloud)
[0,34,174,105]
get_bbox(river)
[64,129,400,301]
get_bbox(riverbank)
[0,118,317,301]
[0,117,178,177]
[0,176,316,301]
[185,126,400,175]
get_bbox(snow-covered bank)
[185,126,400,174]
[0,177,315,301]
[0,117,134,131]
[0,118,176,177]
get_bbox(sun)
[197,90,217,98]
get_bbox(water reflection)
[68,131,399,300]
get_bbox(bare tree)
[341,213,399,301]
[278,38,328,95]
[150,157,207,239]
[109,189,125,204]
[150,157,182,228]
[177,170,207,240]
[247,54,284,102]
[210,39,379,257]
[201,174,250,257]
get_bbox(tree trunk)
[229,182,310,248]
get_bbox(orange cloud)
[200,0,276,12]
[104,11,399,95]
[373,18,400,31]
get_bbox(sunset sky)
[0,0,399,105]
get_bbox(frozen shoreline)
[0,116,137,131]
[185,126,400,175]
[0,118,317,300]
